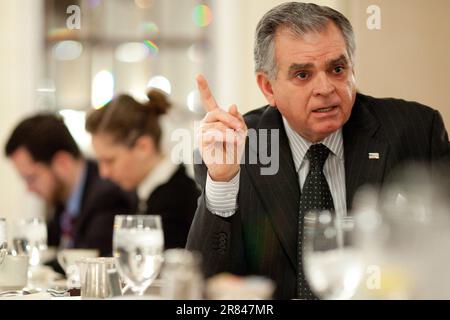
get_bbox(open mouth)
[313,105,338,113]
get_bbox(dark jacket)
[140,165,201,249]
[48,160,135,256]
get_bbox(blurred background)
[1,0,449,236]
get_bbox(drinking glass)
[78,257,118,299]
[303,210,363,300]
[113,215,164,295]
[12,217,48,267]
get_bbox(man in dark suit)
[187,2,450,299]
[46,160,133,256]
[4,114,134,262]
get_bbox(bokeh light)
[147,76,171,95]
[143,40,159,56]
[115,42,149,63]
[92,70,114,109]
[52,41,83,61]
[192,5,213,28]
[130,89,150,103]
[187,43,209,63]
[139,22,159,36]
[59,109,91,154]
[187,90,203,113]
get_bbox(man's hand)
[196,75,248,182]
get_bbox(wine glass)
[113,215,164,295]
[303,210,363,300]
[12,217,48,267]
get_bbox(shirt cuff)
[205,171,240,217]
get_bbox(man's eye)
[296,72,309,80]
[333,66,345,74]
[103,159,114,165]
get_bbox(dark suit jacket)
[186,93,450,299]
[142,165,201,249]
[48,160,135,256]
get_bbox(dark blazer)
[186,93,450,299]
[48,160,135,256]
[142,165,201,249]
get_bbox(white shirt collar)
[282,116,344,172]
[137,156,179,202]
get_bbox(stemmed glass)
[303,210,363,300]
[113,215,164,295]
[12,217,48,267]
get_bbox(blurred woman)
[86,89,200,249]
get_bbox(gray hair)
[254,2,356,79]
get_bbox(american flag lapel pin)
[369,152,380,160]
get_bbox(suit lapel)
[244,107,299,271]
[343,94,389,211]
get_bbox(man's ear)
[50,151,71,174]
[256,72,276,107]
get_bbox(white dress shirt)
[205,116,347,219]
[137,156,179,211]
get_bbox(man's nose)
[312,72,335,97]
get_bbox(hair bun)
[145,89,172,116]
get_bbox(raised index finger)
[196,74,219,112]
